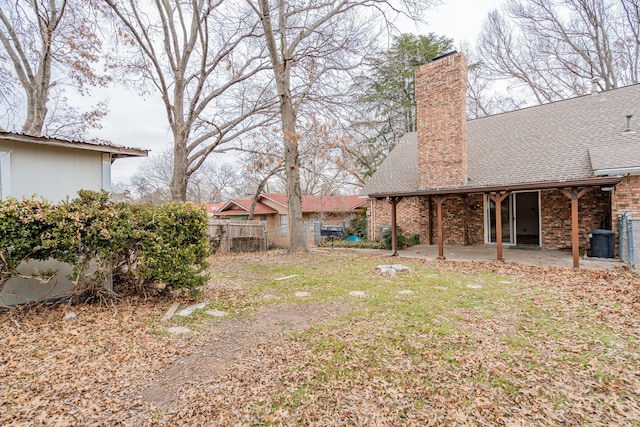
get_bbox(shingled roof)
[364,83,640,196]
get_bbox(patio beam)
[560,187,592,269]
[488,192,511,262]
[433,196,446,260]
[389,197,399,256]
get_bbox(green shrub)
[318,240,385,249]
[0,198,54,287]
[380,228,420,250]
[345,210,368,239]
[0,191,210,303]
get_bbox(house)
[364,52,640,268]
[214,193,367,247]
[0,131,147,306]
[0,131,147,201]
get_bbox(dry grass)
[1,250,639,426]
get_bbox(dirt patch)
[142,302,352,408]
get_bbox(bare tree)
[0,0,108,137]
[188,162,239,203]
[101,0,274,201]
[473,0,640,113]
[129,148,239,203]
[246,0,433,252]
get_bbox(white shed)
[0,132,147,306]
[0,131,147,202]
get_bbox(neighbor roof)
[216,194,367,216]
[262,193,367,212]
[364,83,640,196]
[0,131,148,158]
[217,198,278,216]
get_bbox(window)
[279,214,288,235]
[0,151,10,200]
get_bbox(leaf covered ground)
[1,250,639,426]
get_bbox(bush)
[380,228,420,250]
[0,191,210,303]
[318,239,385,249]
[345,210,368,239]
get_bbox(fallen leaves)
[1,252,639,425]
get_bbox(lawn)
[1,250,639,426]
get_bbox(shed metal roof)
[0,131,148,158]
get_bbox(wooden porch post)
[433,196,446,260]
[560,187,592,269]
[390,197,399,257]
[488,192,511,262]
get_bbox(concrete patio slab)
[325,244,625,270]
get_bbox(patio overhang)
[371,175,625,269]
[368,176,624,199]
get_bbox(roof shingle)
[365,83,640,195]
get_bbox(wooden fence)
[208,220,266,253]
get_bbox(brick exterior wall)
[415,52,468,188]
[369,194,484,246]
[369,190,611,253]
[432,195,482,245]
[539,189,610,252]
[612,175,640,229]
[368,197,430,242]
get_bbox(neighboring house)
[202,203,224,217]
[364,52,640,268]
[0,131,147,306]
[214,193,367,247]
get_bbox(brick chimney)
[415,51,468,188]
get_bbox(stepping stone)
[377,264,410,276]
[349,291,367,298]
[295,291,311,298]
[262,294,276,300]
[399,289,414,295]
[378,266,397,276]
[434,286,448,290]
[161,302,180,321]
[178,302,207,317]
[499,280,513,284]
[206,309,228,317]
[275,275,299,281]
[466,284,483,289]
[167,326,191,334]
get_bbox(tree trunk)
[256,0,307,252]
[281,100,306,252]
[171,133,189,201]
[22,90,47,136]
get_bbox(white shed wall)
[0,140,106,202]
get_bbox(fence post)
[227,222,231,253]
[264,230,268,251]
[303,222,307,244]
[628,215,635,272]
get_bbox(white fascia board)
[594,167,640,176]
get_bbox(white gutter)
[594,167,640,176]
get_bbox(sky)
[92,0,504,186]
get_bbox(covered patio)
[391,243,624,270]
[378,175,623,269]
